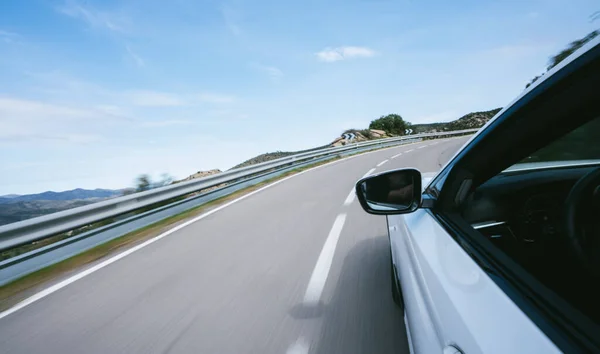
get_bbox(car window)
[512,115,600,166]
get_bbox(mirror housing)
[355,168,422,215]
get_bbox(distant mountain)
[0,188,121,204]
[0,194,20,199]
[0,188,123,226]
[0,200,99,226]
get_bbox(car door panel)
[389,211,443,354]
[388,210,560,354]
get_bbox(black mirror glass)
[355,169,422,214]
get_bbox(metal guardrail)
[0,129,477,252]
[0,136,429,285]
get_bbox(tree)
[526,30,599,88]
[547,30,598,71]
[525,75,541,89]
[157,173,173,187]
[369,114,412,135]
[134,173,174,192]
[135,174,152,192]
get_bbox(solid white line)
[406,149,414,153]
[0,156,357,321]
[391,152,402,159]
[303,214,347,304]
[343,189,355,206]
[376,159,388,167]
[286,337,309,354]
[363,168,376,178]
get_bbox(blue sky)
[0,0,598,194]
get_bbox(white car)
[355,37,600,353]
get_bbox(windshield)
[514,115,600,166]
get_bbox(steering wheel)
[564,166,600,277]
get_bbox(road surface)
[0,137,468,354]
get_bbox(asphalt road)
[0,137,468,354]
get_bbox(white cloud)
[0,97,100,119]
[316,46,377,62]
[94,104,131,119]
[0,30,19,43]
[125,45,145,67]
[126,91,234,106]
[264,66,283,78]
[141,120,194,128]
[0,133,102,144]
[260,65,283,81]
[0,97,119,144]
[221,5,242,36]
[58,1,128,33]
[126,91,185,107]
[197,93,235,104]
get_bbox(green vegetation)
[368,114,411,135]
[526,30,599,88]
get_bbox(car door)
[388,210,560,354]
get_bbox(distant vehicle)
[355,37,600,353]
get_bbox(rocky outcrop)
[369,129,386,137]
[368,129,392,139]
[182,169,222,181]
[331,129,392,147]
[176,169,225,195]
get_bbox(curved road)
[0,137,468,354]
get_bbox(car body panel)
[389,210,561,354]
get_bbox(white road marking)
[391,152,402,159]
[303,214,347,304]
[363,168,376,178]
[418,145,427,149]
[286,337,309,354]
[376,159,388,167]
[343,189,355,205]
[406,149,414,153]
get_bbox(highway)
[0,137,468,354]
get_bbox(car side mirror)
[355,168,422,215]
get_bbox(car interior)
[460,115,600,325]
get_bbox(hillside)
[0,188,121,204]
[230,144,329,170]
[0,188,123,226]
[411,108,502,133]
[0,199,99,226]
